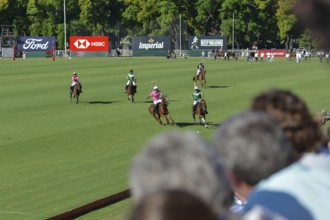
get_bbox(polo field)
[0,56,329,219]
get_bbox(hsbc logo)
[70,36,109,52]
[74,39,91,49]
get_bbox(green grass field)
[1,56,330,220]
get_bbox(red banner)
[70,36,109,52]
[258,49,286,57]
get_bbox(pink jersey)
[72,76,79,83]
[150,90,161,101]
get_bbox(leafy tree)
[193,0,222,36]
[0,0,323,50]
[122,0,180,48]
[298,29,321,50]
[78,0,123,36]
[276,0,300,49]
[220,0,278,49]
[0,0,9,10]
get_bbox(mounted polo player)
[70,72,82,104]
[192,86,208,127]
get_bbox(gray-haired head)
[214,111,295,186]
[129,131,234,216]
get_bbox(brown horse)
[126,81,136,103]
[192,70,206,87]
[70,82,81,104]
[148,95,176,126]
[193,100,208,128]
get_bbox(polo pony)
[192,69,206,87]
[126,81,136,103]
[193,100,208,128]
[70,82,81,104]
[148,95,176,126]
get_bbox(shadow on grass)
[88,101,121,104]
[176,121,220,128]
[206,85,229,89]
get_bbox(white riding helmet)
[194,86,199,90]
[153,86,158,90]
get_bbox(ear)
[228,172,252,199]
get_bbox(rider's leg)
[154,103,159,115]
[125,81,129,93]
[192,104,197,115]
[133,81,137,92]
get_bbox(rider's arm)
[146,92,152,99]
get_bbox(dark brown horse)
[148,96,176,126]
[70,82,81,104]
[193,100,208,127]
[192,70,206,87]
[126,81,136,103]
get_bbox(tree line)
[0,0,320,50]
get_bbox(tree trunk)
[285,35,290,50]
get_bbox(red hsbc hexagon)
[70,36,109,52]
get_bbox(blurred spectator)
[129,131,234,217]
[245,153,330,220]
[128,190,218,220]
[251,89,324,159]
[246,90,330,219]
[213,111,295,212]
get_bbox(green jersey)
[192,91,203,100]
[128,73,135,81]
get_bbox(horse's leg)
[193,114,196,125]
[167,114,176,125]
[201,117,208,128]
[165,115,170,125]
[132,94,134,103]
[157,114,164,126]
[76,94,79,104]
[70,91,72,103]
[149,106,163,125]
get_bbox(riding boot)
[205,103,208,114]
[125,85,128,93]
[134,85,137,93]
[154,104,159,115]
[192,104,196,115]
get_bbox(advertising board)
[132,36,171,51]
[17,37,55,51]
[70,36,109,52]
[258,49,286,57]
[188,36,227,50]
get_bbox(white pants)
[127,81,136,86]
[196,69,203,75]
[193,99,201,105]
[153,99,162,105]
